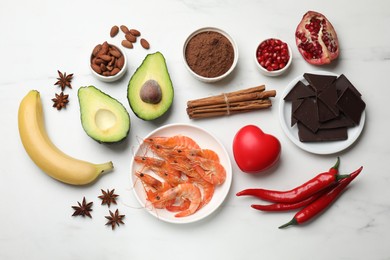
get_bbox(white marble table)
[1,0,390,259]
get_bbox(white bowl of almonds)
[90,41,127,82]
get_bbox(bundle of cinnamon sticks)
[186,85,276,119]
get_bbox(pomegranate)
[295,11,339,65]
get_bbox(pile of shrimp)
[134,135,226,218]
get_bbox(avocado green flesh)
[128,52,174,121]
[78,86,130,143]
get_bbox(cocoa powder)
[185,31,234,78]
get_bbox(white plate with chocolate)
[279,71,366,154]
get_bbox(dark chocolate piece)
[293,97,320,133]
[298,122,348,142]
[336,87,366,125]
[319,113,355,129]
[318,82,339,116]
[284,81,316,101]
[334,74,362,97]
[291,99,304,126]
[303,73,337,93]
[317,98,338,123]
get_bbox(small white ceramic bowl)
[254,38,292,77]
[183,27,238,83]
[90,43,127,82]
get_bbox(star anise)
[55,70,73,91]
[98,189,119,208]
[105,209,125,230]
[71,197,93,218]
[52,92,69,110]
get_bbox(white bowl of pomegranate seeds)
[255,38,292,77]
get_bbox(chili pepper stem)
[336,174,350,181]
[332,157,340,170]
[278,218,298,229]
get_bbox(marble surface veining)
[1,0,390,259]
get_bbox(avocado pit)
[140,79,162,104]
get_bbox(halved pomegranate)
[295,11,339,65]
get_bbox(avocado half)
[78,86,130,143]
[127,52,174,120]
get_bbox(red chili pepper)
[250,184,335,211]
[278,166,363,229]
[236,157,342,203]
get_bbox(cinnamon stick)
[188,103,272,118]
[186,85,276,119]
[187,85,268,108]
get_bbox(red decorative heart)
[233,125,281,173]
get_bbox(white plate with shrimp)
[130,123,233,224]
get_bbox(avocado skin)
[127,52,174,121]
[78,86,131,144]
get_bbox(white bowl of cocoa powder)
[90,42,128,82]
[183,27,238,83]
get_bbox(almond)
[140,38,150,49]
[130,29,141,37]
[91,64,102,74]
[100,63,107,72]
[94,58,104,65]
[111,68,121,76]
[116,56,125,69]
[97,41,109,56]
[110,25,119,37]
[120,25,130,34]
[125,33,136,43]
[99,54,112,62]
[109,49,122,58]
[110,45,120,53]
[92,44,102,56]
[108,56,116,66]
[121,40,133,49]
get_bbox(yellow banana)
[18,90,114,185]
